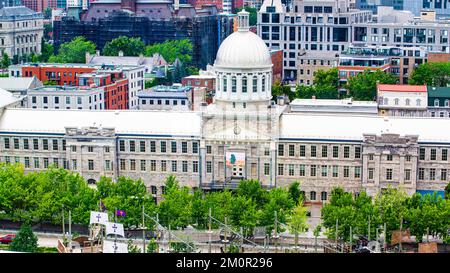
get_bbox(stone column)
[269,140,277,188]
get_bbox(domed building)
[200,11,287,186]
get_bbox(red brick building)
[22,65,97,85]
[187,0,243,12]
[182,73,216,104]
[22,0,57,12]
[270,49,283,84]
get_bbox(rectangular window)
[288,164,295,176]
[311,146,317,157]
[300,164,306,176]
[129,140,136,152]
[71,146,76,152]
[182,142,188,153]
[150,141,156,153]
[333,146,339,158]
[53,158,59,168]
[418,168,425,180]
[354,167,361,178]
[368,168,374,180]
[182,161,188,172]
[24,157,30,168]
[151,186,157,195]
[387,154,393,161]
[120,159,126,170]
[171,161,177,172]
[332,165,338,177]
[344,166,349,178]
[441,169,447,181]
[369,154,374,160]
[278,164,284,176]
[88,146,94,153]
[405,169,411,181]
[192,142,198,154]
[405,155,411,162]
[386,168,393,180]
[419,148,425,160]
[140,141,146,152]
[206,145,212,154]
[355,147,361,159]
[300,145,306,157]
[344,146,350,158]
[43,139,48,150]
[13,138,19,149]
[88,160,94,171]
[171,141,177,153]
[442,149,448,161]
[206,161,212,173]
[130,159,136,171]
[278,144,284,156]
[310,165,317,177]
[321,165,328,177]
[321,146,328,158]
[119,140,125,152]
[150,160,156,171]
[33,139,39,150]
[289,145,295,157]
[430,168,436,180]
[160,141,166,153]
[34,157,40,168]
[264,163,270,175]
[161,160,167,172]
[105,160,111,171]
[430,149,436,160]
[23,139,29,150]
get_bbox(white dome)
[214,31,272,69]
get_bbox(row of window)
[271,164,362,178]
[140,99,187,106]
[3,138,66,151]
[278,144,361,159]
[118,140,199,154]
[118,159,199,173]
[419,148,448,161]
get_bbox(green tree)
[272,81,294,100]
[157,175,192,229]
[445,182,450,200]
[288,181,302,205]
[229,195,259,236]
[49,36,96,63]
[145,39,193,64]
[1,52,10,69]
[259,187,294,235]
[39,39,54,62]
[102,36,145,57]
[346,70,398,101]
[127,239,141,253]
[191,189,207,229]
[409,62,450,87]
[235,180,268,207]
[146,238,159,253]
[287,202,309,250]
[9,223,38,252]
[235,7,257,26]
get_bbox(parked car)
[0,234,15,244]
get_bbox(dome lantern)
[237,10,250,32]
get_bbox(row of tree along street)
[1,163,449,247]
[272,62,450,102]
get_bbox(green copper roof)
[427,86,450,98]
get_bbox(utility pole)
[426,227,429,243]
[62,205,65,242]
[383,223,387,252]
[349,226,352,253]
[274,211,278,251]
[142,205,146,253]
[335,219,338,252]
[399,216,403,253]
[224,217,228,252]
[208,207,212,253]
[68,210,72,251]
[168,224,172,252]
[368,215,371,242]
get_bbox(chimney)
[118,50,124,57]
[312,95,316,99]
[85,51,91,64]
[174,0,179,10]
[139,53,144,65]
[96,50,100,56]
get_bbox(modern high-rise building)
[356,0,450,18]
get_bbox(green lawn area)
[0,244,58,253]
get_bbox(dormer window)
[445,100,449,107]
[435,99,440,107]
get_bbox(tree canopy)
[345,70,398,101]
[144,39,193,64]
[102,36,146,57]
[9,223,38,252]
[409,62,450,87]
[49,36,96,63]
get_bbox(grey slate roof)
[0,6,43,20]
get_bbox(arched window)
[321,191,327,201]
[405,98,410,106]
[242,76,247,93]
[416,99,421,106]
[231,76,236,93]
[223,76,227,92]
[445,100,449,107]
[252,76,257,92]
[434,99,440,107]
[394,98,399,105]
[310,191,316,201]
[262,76,266,92]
